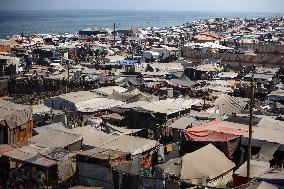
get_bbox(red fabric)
[184,119,247,142]
[184,129,237,142]
[185,119,248,136]
[233,175,247,187]
[164,81,191,89]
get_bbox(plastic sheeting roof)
[32,104,51,114]
[111,88,158,103]
[185,119,248,142]
[55,91,100,103]
[166,98,203,108]
[71,126,159,155]
[33,122,70,134]
[93,86,128,97]
[29,128,82,149]
[100,135,159,156]
[257,117,284,131]
[75,98,125,113]
[117,100,190,115]
[168,117,199,130]
[242,126,284,145]
[71,127,116,149]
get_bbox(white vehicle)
[49,63,65,72]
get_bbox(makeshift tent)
[166,76,195,88]
[101,122,141,135]
[75,97,125,113]
[71,126,159,156]
[252,142,280,162]
[33,122,70,134]
[242,126,284,151]
[29,128,82,150]
[93,86,127,97]
[166,98,203,108]
[99,134,159,156]
[116,100,191,116]
[156,144,235,187]
[233,160,270,187]
[109,88,158,103]
[214,94,249,115]
[168,117,198,130]
[45,91,100,111]
[184,119,247,157]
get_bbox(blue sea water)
[0,10,282,37]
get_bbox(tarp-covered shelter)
[75,98,125,113]
[76,148,128,189]
[33,122,70,134]
[214,94,249,115]
[165,76,196,89]
[156,144,235,188]
[109,88,158,103]
[0,100,33,144]
[233,160,270,187]
[45,91,100,111]
[183,119,248,157]
[71,126,159,156]
[1,128,82,188]
[93,86,128,97]
[242,117,284,151]
[115,99,191,120]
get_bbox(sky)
[1,0,284,13]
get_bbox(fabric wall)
[57,159,76,183]
[77,162,114,189]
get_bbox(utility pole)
[21,24,24,41]
[66,61,70,94]
[113,23,116,45]
[247,65,255,183]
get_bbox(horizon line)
[0,9,284,14]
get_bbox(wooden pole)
[45,169,49,189]
[247,66,255,183]
[113,23,116,45]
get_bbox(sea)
[0,10,283,37]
